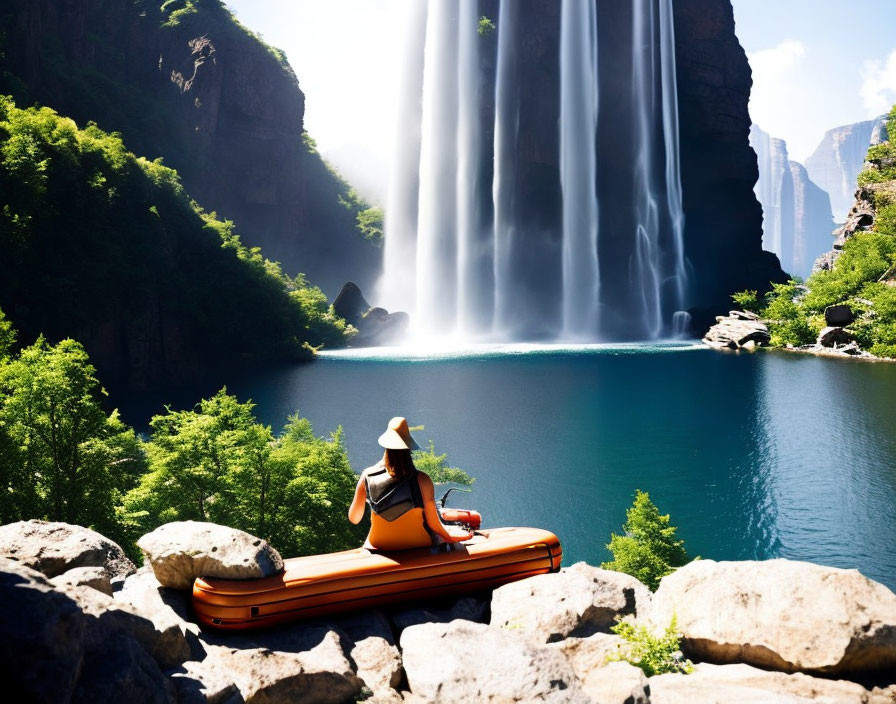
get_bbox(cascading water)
[559,0,599,339]
[378,3,427,313]
[380,0,690,342]
[456,0,485,336]
[415,0,460,335]
[491,0,520,336]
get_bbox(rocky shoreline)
[2,519,895,703]
[703,308,896,363]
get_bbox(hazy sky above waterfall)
[225,0,896,197]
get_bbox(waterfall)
[379,2,428,313]
[380,0,689,343]
[560,0,600,339]
[631,0,663,339]
[456,0,484,336]
[491,0,520,335]
[659,0,688,313]
[415,0,460,336]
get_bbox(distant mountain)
[750,126,834,279]
[804,117,887,222]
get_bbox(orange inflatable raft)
[192,526,562,630]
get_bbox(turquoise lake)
[129,344,896,590]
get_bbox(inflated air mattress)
[193,526,562,629]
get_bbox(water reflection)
[118,348,896,590]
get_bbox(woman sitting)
[348,417,472,551]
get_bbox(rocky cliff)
[0,0,378,297]
[750,125,835,278]
[672,0,786,324]
[2,520,895,703]
[805,117,888,222]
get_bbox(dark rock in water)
[334,282,410,347]
[825,305,855,327]
[333,282,372,327]
[817,326,854,348]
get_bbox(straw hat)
[378,416,420,450]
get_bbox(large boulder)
[51,566,114,596]
[825,304,856,326]
[400,619,590,703]
[548,635,647,703]
[113,568,200,668]
[490,563,651,643]
[389,594,489,634]
[0,557,175,703]
[649,663,895,704]
[650,559,896,674]
[0,520,135,580]
[702,315,771,350]
[817,326,855,348]
[137,521,284,590]
[191,631,363,704]
[0,557,87,702]
[330,610,403,699]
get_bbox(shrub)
[413,440,475,486]
[602,490,690,590]
[761,280,817,346]
[478,16,496,36]
[731,289,762,313]
[610,616,693,676]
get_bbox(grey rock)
[401,619,589,703]
[650,558,896,674]
[490,563,651,643]
[51,565,113,596]
[137,521,283,590]
[547,633,649,702]
[199,630,363,703]
[650,662,893,704]
[703,316,770,350]
[825,304,856,326]
[114,568,200,667]
[0,520,135,579]
[389,594,489,634]
[0,557,86,703]
[332,610,403,697]
[817,326,855,347]
[70,629,175,704]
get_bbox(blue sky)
[226,0,896,193]
[731,0,896,159]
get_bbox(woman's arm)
[418,473,472,543]
[348,474,367,524]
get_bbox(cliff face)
[0,0,378,297]
[671,0,786,317]
[804,117,886,222]
[749,126,835,279]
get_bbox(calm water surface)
[127,345,896,589]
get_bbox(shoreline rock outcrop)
[2,520,895,703]
[702,310,770,350]
[333,282,410,347]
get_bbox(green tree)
[356,206,384,245]
[413,440,475,486]
[0,306,15,359]
[125,390,364,557]
[0,336,144,540]
[731,289,761,313]
[602,490,690,590]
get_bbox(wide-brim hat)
[378,416,420,450]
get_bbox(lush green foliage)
[0,97,350,376]
[731,289,761,313]
[610,616,693,677]
[0,307,14,360]
[356,206,384,245]
[857,106,896,186]
[124,389,365,557]
[413,440,475,486]
[733,106,896,358]
[478,16,496,36]
[602,490,690,591]
[0,328,144,545]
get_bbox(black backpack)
[365,467,424,522]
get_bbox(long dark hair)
[384,448,416,480]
